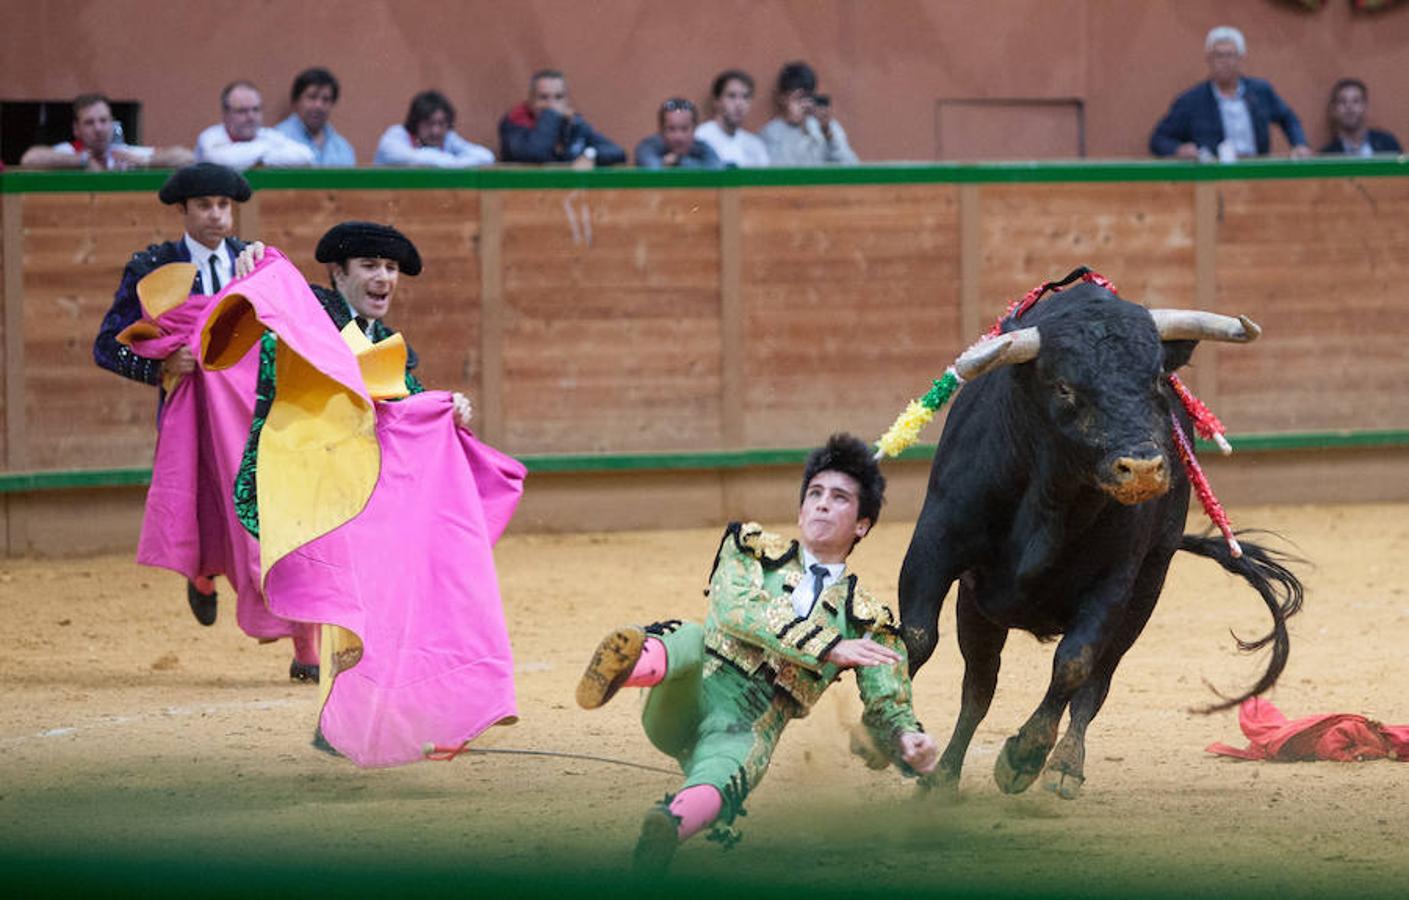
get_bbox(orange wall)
[3,0,1409,162]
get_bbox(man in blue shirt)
[1149,26,1311,160]
[274,67,357,167]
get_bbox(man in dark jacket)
[498,69,626,167]
[1149,26,1311,160]
[92,162,257,630]
[1319,78,1402,156]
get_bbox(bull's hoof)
[917,769,961,804]
[1040,766,1085,800]
[993,736,1042,795]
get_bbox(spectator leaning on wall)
[1149,26,1310,161]
[373,90,494,168]
[195,81,316,171]
[20,93,192,171]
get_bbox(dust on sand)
[2,504,1406,897]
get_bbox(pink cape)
[204,252,525,767]
[1207,697,1409,762]
[128,289,312,641]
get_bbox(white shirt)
[793,547,845,617]
[372,124,495,168]
[183,233,232,296]
[194,123,315,171]
[694,120,770,168]
[1212,82,1257,157]
[50,140,154,171]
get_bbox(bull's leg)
[897,512,962,676]
[1042,568,1167,799]
[926,581,1007,801]
[993,600,1123,795]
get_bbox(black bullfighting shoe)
[576,624,646,710]
[186,577,218,626]
[630,804,680,876]
[289,659,320,683]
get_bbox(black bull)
[897,277,1303,799]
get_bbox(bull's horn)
[954,328,1041,381]
[1149,309,1261,343]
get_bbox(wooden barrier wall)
[2,162,1408,553]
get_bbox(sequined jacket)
[704,521,924,766]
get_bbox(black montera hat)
[157,163,252,205]
[314,221,423,276]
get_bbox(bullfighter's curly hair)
[800,433,886,528]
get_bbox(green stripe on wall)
[5,157,1409,194]
[3,429,1407,494]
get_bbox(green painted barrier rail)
[5,157,1409,195]
[2,429,1406,494]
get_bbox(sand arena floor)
[2,503,1407,897]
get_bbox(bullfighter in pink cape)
[97,163,319,679]
[201,224,524,767]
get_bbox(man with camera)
[759,61,858,166]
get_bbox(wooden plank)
[1214,178,1409,432]
[478,192,504,445]
[499,189,722,454]
[739,184,963,449]
[1189,181,1219,404]
[718,189,744,448]
[1,193,17,469]
[959,184,983,340]
[20,192,169,470]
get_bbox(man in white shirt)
[20,94,192,171]
[694,70,769,168]
[195,81,315,171]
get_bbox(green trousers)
[641,622,796,824]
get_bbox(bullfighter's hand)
[899,732,939,774]
[823,636,901,669]
[234,241,266,279]
[161,345,196,377]
[452,392,474,430]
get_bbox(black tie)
[207,255,222,295]
[809,564,829,604]
[355,316,371,335]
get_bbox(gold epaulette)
[736,521,795,564]
[849,587,898,632]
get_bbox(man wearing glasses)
[634,98,723,169]
[195,80,315,171]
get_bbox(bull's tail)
[1177,532,1305,713]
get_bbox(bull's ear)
[1161,339,1197,373]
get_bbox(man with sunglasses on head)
[499,69,625,168]
[634,97,723,169]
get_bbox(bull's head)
[954,285,1259,505]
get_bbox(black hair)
[776,61,817,96]
[711,69,754,99]
[1329,77,1368,106]
[291,67,339,104]
[800,433,886,530]
[404,90,455,133]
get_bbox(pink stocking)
[292,624,321,666]
[624,636,666,688]
[668,785,722,841]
